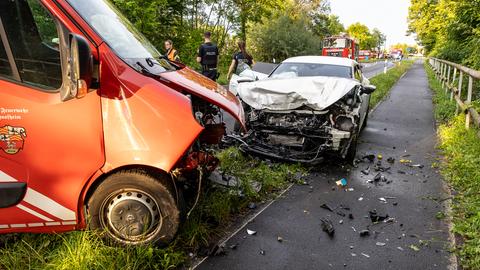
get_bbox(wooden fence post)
[456,71,463,115]
[466,75,473,129]
[451,67,457,101]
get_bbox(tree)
[232,0,284,40]
[371,28,386,52]
[249,12,321,61]
[346,22,375,50]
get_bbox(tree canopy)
[408,0,480,69]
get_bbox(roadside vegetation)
[425,62,480,269]
[368,60,415,108]
[0,148,305,270]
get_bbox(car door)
[0,0,103,231]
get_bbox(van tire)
[87,170,180,246]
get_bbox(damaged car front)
[233,56,376,163]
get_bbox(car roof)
[282,56,357,67]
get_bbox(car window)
[0,36,13,79]
[0,0,62,90]
[270,63,352,79]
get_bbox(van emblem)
[0,125,27,155]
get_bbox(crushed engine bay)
[230,77,365,163]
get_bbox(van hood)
[237,76,360,111]
[160,67,245,128]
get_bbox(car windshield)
[270,63,352,79]
[66,0,175,74]
[323,38,349,48]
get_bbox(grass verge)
[369,60,415,109]
[0,148,305,270]
[425,61,480,270]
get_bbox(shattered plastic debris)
[369,210,389,223]
[361,166,370,175]
[358,197,364,201]
[320,203,334,212]
[376,242,386,246]
[346,188,354,192]
[321,218,335,237]
[247,202,257,209]
[351,253,357,257]
[397,246,404,251]
[359,230,370,237]
[387,157,395,164]
[348,213,354,219]
[361,253,370,258]
[229,244,238,250]
[377,154,383,160]
[362,154,375,162]
[277,236,283,242]
[411,164,424,169]
[336,178,348,187]
[374,173,387,182]
[400,159,412,164]
[379,197,387,203]
[210,244,227,256]
[409,245,420,252]
[336,211,346,217]
[397,170,407,174]
[259,249,266,255]
[247,229,257,235]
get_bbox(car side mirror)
[362,85,376,94]
[61,34,93,101]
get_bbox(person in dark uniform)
[196,32,219,81]
[227,40,254,80]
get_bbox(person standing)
[197,32,219,81]
[227,40,254,80]
[164,40,179,61]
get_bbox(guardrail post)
[450,67,457,100]
[456,71,463,115]
[466,75,473,129]
[446,65,451,93]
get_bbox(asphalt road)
[199,61,453,269]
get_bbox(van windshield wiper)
[136,61,160,79]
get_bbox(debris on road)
[247,229,257,235]
[320,203,334,212]
[409,244,420,252]
[321,218,335,237]
[210,244,227,256]
[277,236,283,243]
[400,159,412,164]
[229,244,238,250]
[336,178,348,187]
[379,197,387,203]
[361,166,370,175]
[348,213,354,219]
[259,249,266,255]
[376,242,386,246]
[358,197,364,201]
[369,210,389,223]
[361,253,370,258]
[377,154,383,160]
[387,157,395,164]
[397,246,404,251]
[362,154,375,162]
[359,230,370,237]
[410,164,424,169]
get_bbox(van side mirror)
[61,34,93,101]
[361,85,376,94]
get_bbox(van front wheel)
[87,170,180,246]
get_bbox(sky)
[330,0,417,48]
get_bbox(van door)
[0,0,103,231]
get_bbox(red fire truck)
[0,0,245,245]
[322,35,359,61]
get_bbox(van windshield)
[66,0,175,74]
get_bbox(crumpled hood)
[237,76,360,111]
[160,67,245,128]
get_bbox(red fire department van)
[0,0,245,245]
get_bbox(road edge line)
[191,182,295,269]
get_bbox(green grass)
[369,60,415,109]
[0,148,305,270]
[425,61,480,270]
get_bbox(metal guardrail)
[428,58,480,131]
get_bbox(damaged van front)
[233,56,375,163]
